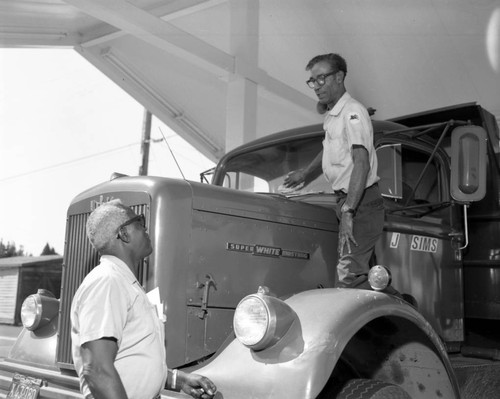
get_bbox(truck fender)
[176,289,460,399]
[7,317,59,370]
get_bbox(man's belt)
[334,182,378,196]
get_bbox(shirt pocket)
[130,287,158,335]
[323,134,349,167]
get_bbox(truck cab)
[1,103,498,399]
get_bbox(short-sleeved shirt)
[322,92,379,192]
[71,255,167,399]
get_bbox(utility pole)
[139,109,152,176]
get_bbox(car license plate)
[7,373,42,399]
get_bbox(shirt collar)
[329,92,351,117]
[100,254,138,285]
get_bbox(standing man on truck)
[70,199,217,399]
[284,53,384,288]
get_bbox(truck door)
[375,141,464,346]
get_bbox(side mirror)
[450,125,487,202]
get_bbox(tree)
[0,239,27,258]
[41,243,59,256]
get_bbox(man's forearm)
[303,150,323,177]
[346,166,368,209]
[80,339,126,399]
[84,367,128,399]
[345,149,370,209]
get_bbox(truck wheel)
[336,378,412,399]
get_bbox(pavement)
[455,319,500,399]
[451,355,500,399]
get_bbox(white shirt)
[71,255,167,399]
[322,92,379,192]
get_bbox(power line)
[0,142,139,183]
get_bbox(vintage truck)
[0,102,498,398]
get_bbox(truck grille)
[56,204,149,369]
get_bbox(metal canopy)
[1,0,499,162]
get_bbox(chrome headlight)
[21,290,59,331]
[233,286,296,351]
[368,265,392,291]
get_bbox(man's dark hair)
[305,53,347,75]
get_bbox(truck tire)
[336,378,412,399]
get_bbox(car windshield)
[216,136,333,195]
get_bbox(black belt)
[333,183,378,198]
[334,182,378,195]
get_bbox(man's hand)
[179,371,217,399]
[283,169,306,188]
[338,212,358,256]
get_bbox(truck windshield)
[216,131,447,216]
[216,136,333,194]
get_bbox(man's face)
[309,61,343,105]
[121,212,153,258]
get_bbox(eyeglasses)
[306,71,337,89]
[116,214,146,238]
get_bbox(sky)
[0,48,214,256]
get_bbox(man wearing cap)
[284,53,384,288]
[71,199,216,399]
